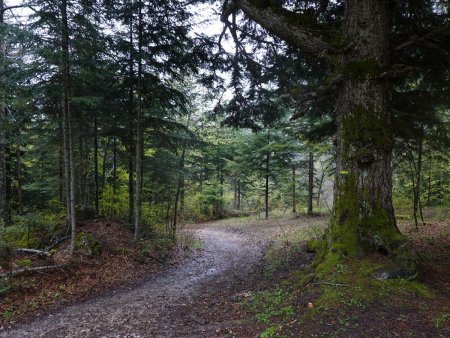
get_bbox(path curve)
[1,227,263,338]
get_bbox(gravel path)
[1,227,264,338]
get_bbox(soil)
[0,214,449,337]
[0,219,273,337]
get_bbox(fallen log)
[0,264,66,278]
[16,248,52,258]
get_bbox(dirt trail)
[1,226,264,338]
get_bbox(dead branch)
[0,264,66,278]
[16,248,52,258]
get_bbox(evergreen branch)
[394,24,450,51]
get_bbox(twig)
[147,255,164,264]
[310,281,349,287]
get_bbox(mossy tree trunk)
[235,0,416,276]
[327,0,415,276]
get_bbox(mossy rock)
[75,232,103,256]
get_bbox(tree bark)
[307,152,314,215]
[134,2,143,240]
[59,116,65,205]
[409,156,418,229]
[4,108,12,225]
[329,1,415,275]
[292,165,296,214]
[94,116,99,216]
[265,128,270,219]
[237,179,241,209]
[417,138,424,224]
[427,153,432,206]
[172,147,186,233]
[61,0,76,256]
[317,171,325,207]
[113,136,117,196]
[101,137,110,200]
[173,113,191,231]
[127,11,135,225]
[0,1,7,227]
[15,148,22,214]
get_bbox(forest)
[0,0,449,337]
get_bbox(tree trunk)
[127,11,135,225]
[4,108,12,226]
[15,148,22,214]
[59,117,65,205]
[417,138,424,224]
[265,128,270,219]
[173,148,186,232]
[61,0,76,255]
[237,180,241,210]
[79,136,87,207]
[128,153,134,223]
[173,113,191,230]
[328,0,415,276]
[113,136,117,196]
[0,2,7,227]
[233,180,237,209]
[94,115,99,216]
[307,152,314,215]
[0,113,6,226]
[180,178,185,215]
[409,156,418,229]
[101,137,110,200]
[316,171,325,207]
[134,2,143,240]
[292,165,296,214]
[427,153,432,206]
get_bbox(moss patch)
[75,232,103,256]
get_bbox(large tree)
[220,0,449,276]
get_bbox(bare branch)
[1,264,66,278]
[16,248,52,258]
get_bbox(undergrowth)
[245,218,441,337]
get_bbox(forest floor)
[0,211,449,337]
